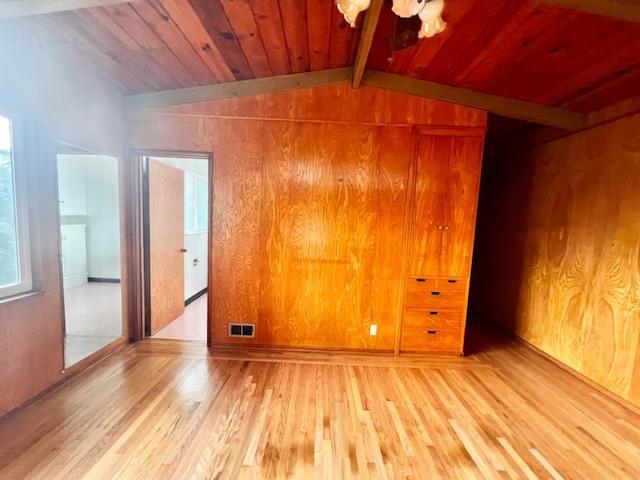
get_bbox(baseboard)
[88,277,121,284]
[185,287,207,307]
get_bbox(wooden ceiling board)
[440,1,540,87]
[279,0,310,73]
[159,0,236,82]
[217,0,273,77]
[562,67,640,113]
[456,5,573,94]
[251,0,292,76]
[188,0,253,81]
[328,7,353,69]
[75,7,181,90]
[528,23,640,107]
[307,0,332,71]
[418,0,505,82]
[403,0,494,82]
[131,0,219,85]
[48,11,158,92]
[101,2,201,89]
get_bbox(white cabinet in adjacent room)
[61,224,88,288]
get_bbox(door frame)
[126,149,213,344]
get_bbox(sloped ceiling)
[1,0,639,132]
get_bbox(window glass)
[0,110,31,298]
[196,177,208,231]
[184,173,195,233]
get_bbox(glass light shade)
[335,0,371,28]
[392,0,427,18]
[418,0,446,38]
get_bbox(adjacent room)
[0,1,639,478]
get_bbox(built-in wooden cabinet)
[401,133,484,354]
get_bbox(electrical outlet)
[369,324,377,336]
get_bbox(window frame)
[0,106,32,299]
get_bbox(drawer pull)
[429,311,439,315]
[431,291,440,296]
[427,330,437,335]
[447,279,457,284]
[416,278,426,282]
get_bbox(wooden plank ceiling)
[1,0,639,115]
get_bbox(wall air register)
[228,323,255,338]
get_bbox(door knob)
[180,248,187,253]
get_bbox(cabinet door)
[440,136,483,277]
[57,155,87,215]
[408,136,449,276]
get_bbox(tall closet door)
[408,136,450,276]
[440,136,484,277]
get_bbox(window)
[184,172,208,233]
[0,108,32,299]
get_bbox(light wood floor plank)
[2,327,640,479]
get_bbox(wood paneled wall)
[470,112,640,406]
[129,84,486,350]
[0,34,125,416]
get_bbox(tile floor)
[63,282,123,367]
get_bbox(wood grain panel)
[218,0,272,77]
[188,0,253,81]
[209,120,264,344]
[129,84,485,352]
[471,111,640,406]
[409,136,448,276]
[440,136,484,277]
[132,0,218,86]
[159,0,236,83]
[101,2,200,89]
[158,83,487,127]
[148,159,185,334]
[279,0,310,73]
[250,0,291,76]
[259,122,409,350]
[306,0,332,71]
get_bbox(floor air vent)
[228,323,255,338]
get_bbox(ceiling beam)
[352,0,384,88]
[537,0,640,23]
[0,0,133,19]
[125,68,353,110]
[361,70,588,130]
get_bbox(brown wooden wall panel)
[129,84,485,351]
[471,112,640,407]
[258,122,411,349]
[156,84,487,127]
[209,120,264,344]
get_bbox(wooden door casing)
[148,158,185,335]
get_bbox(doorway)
[56,145,124,367]
[141,153,211,342]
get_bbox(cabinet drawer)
[401,323,462,353]
[403,309,463,330]
[405,277,466,310]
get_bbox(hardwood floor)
[1,326,640,479]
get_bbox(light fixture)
[336,0,447,39]
[335,0,371,28]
